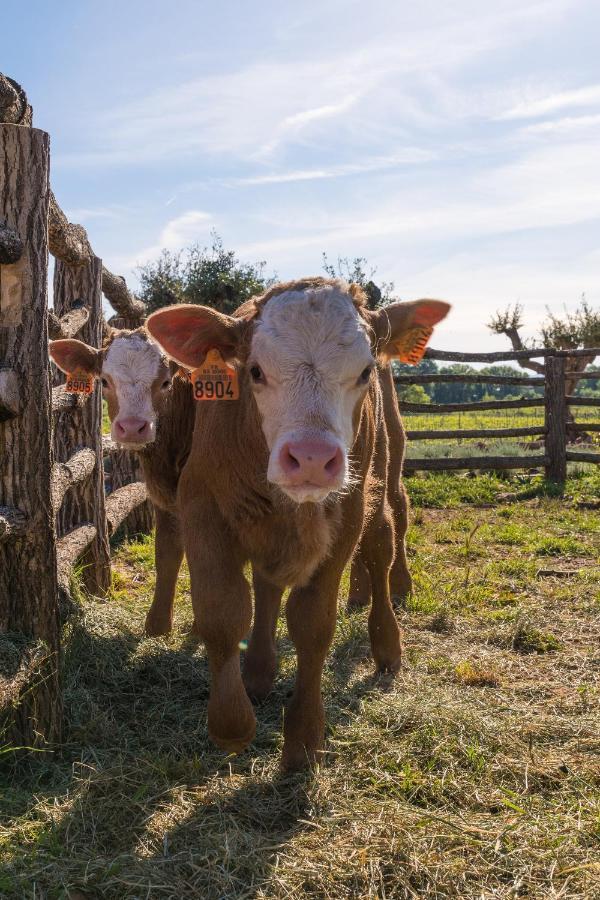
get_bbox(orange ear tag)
[394,325,434,365]
[190,349,239,401]
[64,370,94,394]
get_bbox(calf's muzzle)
[278,438,344,488]
[114,416,152,445]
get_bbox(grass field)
[1,470,599,899]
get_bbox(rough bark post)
[544,355,567,484]
[52,256,111,595]
[105,314,154,536]
[0,124,61,744]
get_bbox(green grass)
[102,400,110,436]
[404,405,600,463]
[1,474,599,898]
[404,404,600,435]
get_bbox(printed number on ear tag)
[190,349,239,401]
[64,370,94,394]
[395,326,434,365]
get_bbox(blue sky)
[4,0,600,349]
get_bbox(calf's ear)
[146,304,243,369]
[370,299,451,362]
[49,339,102,375]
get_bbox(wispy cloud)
[238,139,600,259]
[47,0,599,353]
[54,0,575,170]
[521,112,600,134]
[281,95,360,128]
[226,150,436,186]
[118,210,212,270]
[64,206,126,222]
[498,82,600,120]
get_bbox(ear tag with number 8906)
[64,370,94,394]
[191,349,239,401]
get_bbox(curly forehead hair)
[101,326,147,350]
[251,277,368,313]
[102,326,171,367]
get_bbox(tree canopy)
[138,233,274,315]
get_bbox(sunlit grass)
[2,475,599,898]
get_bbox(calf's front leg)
[145,506,184,636]
[182,497,256,754]
[243,571,283,702]
[284,574,338,771]
[347,550,371,609]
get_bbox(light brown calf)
[147,278,449,769]
[347,363,412,609]
[50,329,194,635]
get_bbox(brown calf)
[50,329,194,635]
[147,277,449,769]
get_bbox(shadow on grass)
[0,605,388,897]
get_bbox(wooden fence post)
[544,355,567,483]
[52,256,111,595]
[0,124,61,744]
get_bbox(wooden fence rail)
[398,351,600,478]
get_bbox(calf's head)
[49,330,172,449]
[147,279,450,504]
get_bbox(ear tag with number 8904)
[64,370,94,394]
[191,349,239,401]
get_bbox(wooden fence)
[396,348,600,478]
[0,80,151,747]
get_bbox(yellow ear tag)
[190,349,239,401]
[64,370,94,394]
[394,325,434,365]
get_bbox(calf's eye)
[249,365,264,384]
[161,379,171,390]
[358,366,373,385]
[101,377,108,388]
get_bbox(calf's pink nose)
[279,439,344,487]
[114,416,151,443]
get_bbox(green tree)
[322,253,395,309]
[479,365,544,400]
[396,383,431,404]
[431,364,482,404]
[138,232,274,315]
[488,299,600,434]
[488,299,600,393]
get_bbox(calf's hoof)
[208,698,256,755]
[281,741,323,772]
[210,718,256,755]
[243,669,275,704]
[282,699,325,771]
[242,654,276,703]
[144,613,173,637]
[390,591,411,610]
[347,592,371,611]
[374,647,403,675]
